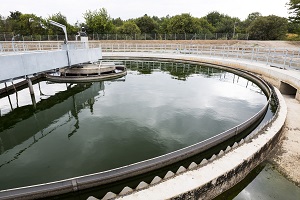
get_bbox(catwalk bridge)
[0,41,102,83]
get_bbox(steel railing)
[1,41,300,70]
[99,43,300,70]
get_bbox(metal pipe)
[27,77,36,109]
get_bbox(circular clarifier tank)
[0,60,272,192]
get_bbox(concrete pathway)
[269,95,300,187]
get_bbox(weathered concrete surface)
[268,95,300,187]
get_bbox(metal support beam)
[27,78,36,109]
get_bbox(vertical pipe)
[27,78,37,109]
[283,49,288,69]
[38,82,44,96]
[267,48,270,65]
[4,82,14,111]
[11,81,19,108]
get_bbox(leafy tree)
[194,18,215,33]
[205,11,225,27]
[288,21,300,33]
[8,11,22,20]
[135,14,158,33]
[112,17,123,27]
[6,11,22,34]
[287,0,300,22]
[5,12,48,36]
[118,21,141,34]
[287,0,300,35]
[205,11,241,34]
[167,13,199,33]
[158,15,170,33]
[215,17,240,33]
[47,12,76,35]
[0,15,7,32]
[83,8,115,34]
[240,12,261,33]
[247,15,288,40]
[17,14,46,35]
[247,12,262,22]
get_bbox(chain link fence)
[0,33,249,41]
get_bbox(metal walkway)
[0,42,102,83]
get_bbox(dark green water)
[0,62,268,190]
[215,163,300,200]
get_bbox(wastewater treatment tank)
[0,59,275,199]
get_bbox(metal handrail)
[99,43,300,70]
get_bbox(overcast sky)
[1,0,290,24]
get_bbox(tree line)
[0,1,299,40]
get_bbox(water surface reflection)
[0,62,268,190]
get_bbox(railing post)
[267,48,270,65]
[284,49,288,69]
